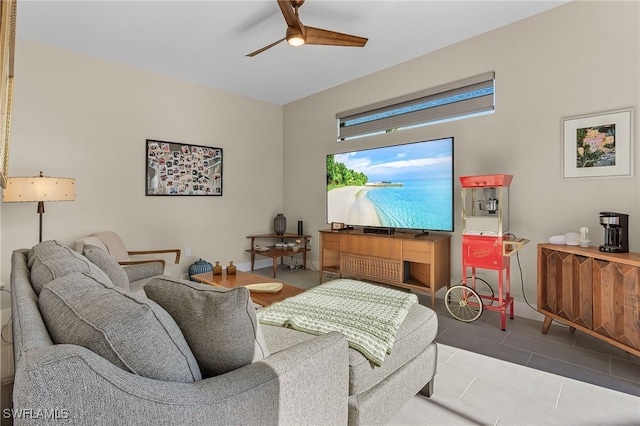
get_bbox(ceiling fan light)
[286,27,305,47]
[287,35,305,47]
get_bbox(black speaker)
[297,220,303,235]
[363,227,395,235]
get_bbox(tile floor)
[253,265,640,424]
[389,344,640,425]
[429,297,640,398]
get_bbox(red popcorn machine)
[445,174,528,330]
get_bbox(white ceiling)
[16,0,569,105]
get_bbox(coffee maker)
[599,212,629,253]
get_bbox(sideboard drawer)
[403,240,431,263]
[345,234,401,258]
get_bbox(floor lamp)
[2,171,76,242]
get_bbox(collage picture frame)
[146,139,223,196]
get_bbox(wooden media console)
[537,243,640,356]
[319,229,451,308]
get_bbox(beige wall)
[0,39,284,311]
[282,1,640,305]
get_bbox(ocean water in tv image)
[366,177,452,230]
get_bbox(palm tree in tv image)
[326,154,369,190]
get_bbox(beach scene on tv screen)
[327,138,453,231]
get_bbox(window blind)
[336,72,495,140]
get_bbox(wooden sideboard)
[319,229,451,308]
[537,243,640,356]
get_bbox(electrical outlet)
[307,237,312,247]
[184,247,191,257]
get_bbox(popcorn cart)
[445,174,528,330]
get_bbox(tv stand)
[415,230,429,237]
[319,229,451,308]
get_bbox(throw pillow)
[29,241,112,294]
[27,240,59,268]
[144,277,269,378]
[83,244,130,291]
[39,272,202,383]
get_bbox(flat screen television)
[326,137,454,233]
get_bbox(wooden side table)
[246,233,310,278]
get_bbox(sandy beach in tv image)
[329,186,382,226]
[327,138,453,230]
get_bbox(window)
[336,72,495,140]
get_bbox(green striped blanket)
[256,279,417,366]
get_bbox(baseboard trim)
[236,258,274,272]
[511,300,545,322]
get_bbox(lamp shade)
[3,172,75,203]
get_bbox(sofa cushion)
[29,240,112,294]
[261,301,438,395]
[83,244,130,291]
[39,272,202,382]
[144,277,269,378]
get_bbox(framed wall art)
[562,108,634,179]
[0,0,16,189]
[146,139,222,196]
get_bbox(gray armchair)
[75,235,170,294]
[75,231,180,269]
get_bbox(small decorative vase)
[274,213,287,235]
[226,261,236,275]
[188,259,213,281]
[213,261,222,275]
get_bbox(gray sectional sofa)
[10,241,438,425]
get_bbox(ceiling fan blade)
[246,37,286,57]
[277,0,302,30]
[305,26,368,47]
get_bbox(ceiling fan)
[246,0,368,57]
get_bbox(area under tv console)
[319,229,451,308]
